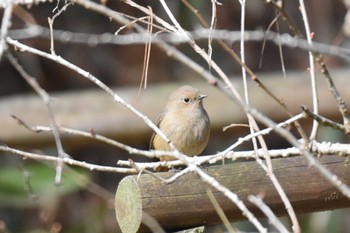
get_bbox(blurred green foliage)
[0,163,90,207]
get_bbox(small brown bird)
[150,85,210,162]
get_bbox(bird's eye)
[183,97,190,103]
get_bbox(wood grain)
[1,69,350,148]
[115,155,350,233]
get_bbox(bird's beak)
[198,94,207,100]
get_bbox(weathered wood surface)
[1,69,350,148]
[115,155,350,233]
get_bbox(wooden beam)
[1,69,350,148]
[115,155,350,233]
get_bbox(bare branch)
[248,195,289,233]
[302,106,349,134]
[266,0,350,136]
[6,52,67,185]
[299,0,319,141]
[0,145,136,173]
[0,1,13,61]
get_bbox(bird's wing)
[149,110,165,149]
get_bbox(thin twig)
[266,0,302,37]
[139,6,153,94]
[251,107,350,199]
[6,37,181,155]
[222,123,250,132]
[6,52,67,185]
[299,0,319,141]
[11,117,307,169]
[6,38,267,230]
[0,145,136,173]
[238,3,298,229]
[248,195,289,233]
[259,11,279,69]
[180,0,208,26]
[195,167,267,233]
[260,12,286,78]
[8,26,350,61]
[0,1,13,62]
[275,18,287,79]
[10,115,182,160]
[266,0,350,136]
[163,167,192,184]
[48,2,72,55]
[315,55,350,134]
[219,113,304,159]
[126,3,289,230]
[170,0,308,143]
[6,1,350,230]
[301,106,348,134]
[207,0,219,70]
[207,188,236,233]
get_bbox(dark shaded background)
[1,0,350,232]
